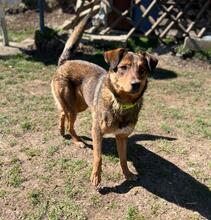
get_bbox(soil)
[5,8,71,31]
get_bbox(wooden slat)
[186,0,210,33]
[101,0,135,26]
[160,11,183,38]
[126,0,158,40]
[139,4,156,25]
[75,0,85,12]
[77,0,100,13]
[79,5,100,18]
[197,18,211,38]
[72,0,209,41]
[159,4,189,37]
[62,4,99,30]
[145,5,174,36]
[100,0,143,35]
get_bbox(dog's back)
[53,59,106,106]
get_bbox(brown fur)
[51,18,158,186]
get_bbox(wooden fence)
[65,0,211,43]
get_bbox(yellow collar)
[110,92,137,110]
[121,103,137,110]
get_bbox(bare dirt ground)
[0,10,211,220]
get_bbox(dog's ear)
[144,52,158,73]
[104,48,126,70]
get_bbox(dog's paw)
[74,141,86,148]
[90,171,101,186]
[124,171,138,181]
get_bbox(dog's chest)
[99,108,138,135]
[113,125,134,135]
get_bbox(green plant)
[7,163,23,187]
[47,145,59,156]
[28,189,44,206]
[0,189,7,198]
[126,205,145,220]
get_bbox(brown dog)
[51,17,158,186]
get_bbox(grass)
[28,189,44,206]
[160,121,173,133]
[175,44,211,62]
[128,36,158,53]
[7,161,23,187]
[64,180,81,198]
[21,120,33,132]
[25,199,87,220]
[107,201,118,209]
[103,170,122,182]
[47,145,59,156]
[8,27,34,42]
[90,195,102,207]
[21,147,42,158]
[0,189,7,198]
[126,205,145,220]
[47,199,87,220]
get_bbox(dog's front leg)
[116,135,137,181]
[90,119,102,186]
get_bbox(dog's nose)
[131,81,141,92]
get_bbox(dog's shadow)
[96,134,211,219]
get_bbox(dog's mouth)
[130,87,141,94]
[129,86,142,95]
[120,86,142,96]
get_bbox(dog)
[51,15,158,186]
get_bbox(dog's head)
[104,48,158,98]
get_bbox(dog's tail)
[58,13,91,66]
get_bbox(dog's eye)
[139,69,146,78]
[139,69,145,75]
[119,65,127,71]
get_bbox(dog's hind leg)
[59,111,66,136]
[51,81,67,136]
[67,112,85,148]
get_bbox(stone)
[184,36,211,51]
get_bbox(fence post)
[38,0,45,33]
[0,7,9,46]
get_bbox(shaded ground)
[5,9,71,42]
[0,10,211,220]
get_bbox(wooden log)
[82,33,127,43]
